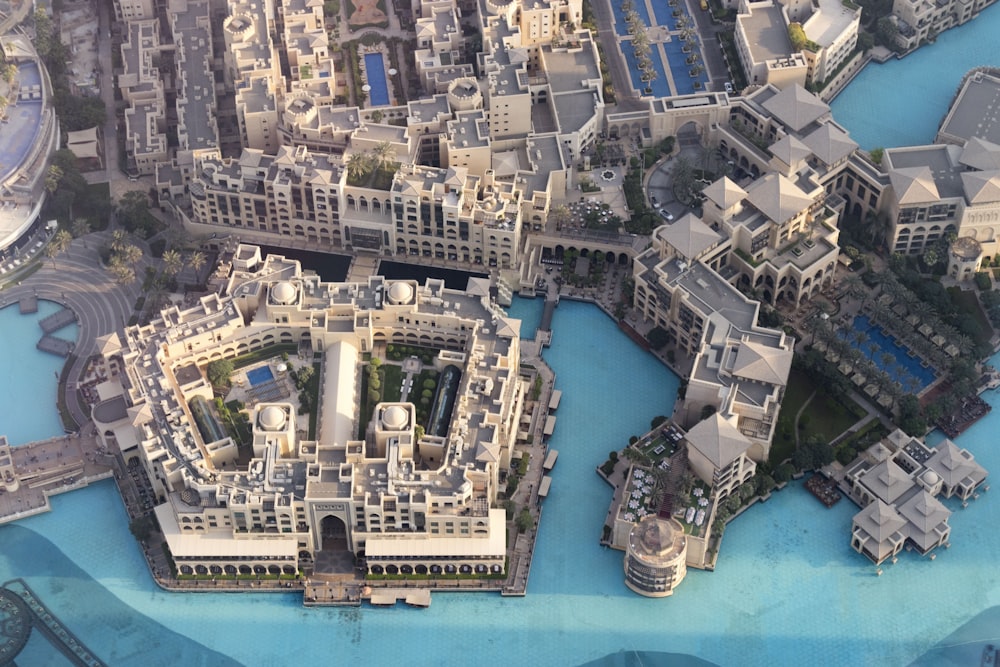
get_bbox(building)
[734,0,808,90]
[890,0,996,52]
[623,515,688,597]
[843,429,987,564]
[95,244,525,577]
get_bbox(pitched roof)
[897,490,950,533]
[802,123,858,166]
[761,84,829,132]
[770,134,812,167]
[685,413,752,469]
[958,136,1000,171]
[731,340,792,385]
[744,173,813,224]
[961,170,1000,204]
[701,176,747,209]
[853,499,906,543]
[655,213,721,260]
[925,439,986,487]
[889,166,940,205]
[860,459,914,504]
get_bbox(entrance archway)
[314,514,355,575]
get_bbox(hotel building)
[93,244,524,576]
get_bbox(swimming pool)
[845,314,936,391]
[246,366,275,387]
[363,53,390,106]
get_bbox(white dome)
[387,281,414,305]
[272,281,296,305]
[923,470,940,486]
[382,405,408,430]
[259,405,286,431]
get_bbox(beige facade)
[99,246,524,575]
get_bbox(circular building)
[948,236,982,281]
[624,515,688,598]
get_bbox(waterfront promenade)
[0,432,115,524]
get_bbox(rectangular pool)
[363,53,390,106]
[847,315,936,392]
[246,366,275,387]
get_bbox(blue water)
[845,314,937,392]
[4,292,1000,663]
[505,295,544,339]
[622,41,672,97]
[0,301,78,445]
[363,53,390,106]
[830,2,1000,150]
[246,365,274,387]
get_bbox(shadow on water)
[378,260,487,290]
[255,244,352,282]
[581,650,720,667]
[909,606,1000,666]
[0,524,243,667]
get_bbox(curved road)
[1,232,151,429]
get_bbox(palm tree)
[371,141,394,173]
[867,342,879,361]
[111,229,129,253]
[188,250,207,276]
[121,243,143,267]
[162,249,183,278]
[46,164,63,193]
[346,152,373,183]
[45,229,73,267]
[71,218,91,239]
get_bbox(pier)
[37,334,75,357]
[39,306,77,333]
[18,295,36,314]
[0,433,115,524]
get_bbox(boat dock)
[0,433,115,524]
[18,295,37,314]
[538,476,552,498]
[543,449,558,471]
[548,390,562,411]
[39,307,77,333]
[37,334,75,357]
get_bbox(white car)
[724,82,734,94]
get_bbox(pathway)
[793,390,817,450]
[1,232,152,428]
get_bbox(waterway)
[7,15,1000,658]
[830,1,1000,150]
[3,294,1000,665]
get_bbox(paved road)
[1,232,150,427]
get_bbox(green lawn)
[381,364,403,403]
[770,369,866,466]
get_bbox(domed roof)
[259,405,286,431]
[272,281,296,305]
[382,405,408,430]
[923,470,940,486]
[387,281,414,305]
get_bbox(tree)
[188,250,207,276]
[162,249,183,277]
[516,508,534,533]
[1,63,15,85]
[46,164,64,193]
[117,191,158,236]
[45,229,73,267]
[647,326,670,350]
[206,359,234,388]
[71,218,91,239]
[346,152,373,182]
[371,140,395,173]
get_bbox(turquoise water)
[363,53,390,106]
[505,295,544,339]
[6,295,1000,664]
[830,2,1000,150]
[0,301,78,445]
